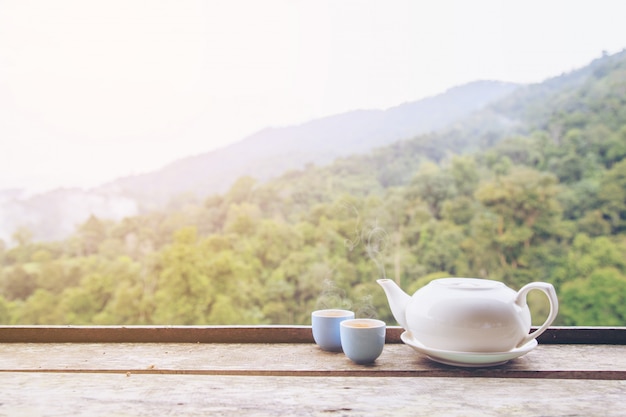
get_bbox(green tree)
[203,248,264,324]
[152,227,214,324]
[12,226,33,247]
[407,162,457,219]
[16,289,62,324]
[5,227,35,264]
[598,159,626,232]
[603,126,626,167]
[88,256,146,324]
[0,295,12,323]
[223,203,262,236]
[450,156,480,197]
[475,167,563,277]
[1,266,37,300]
[76,215,108,255]
[416,220,466,275]
[226,176,257,205]
[560,267,626,325]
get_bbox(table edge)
[0,326,624,344]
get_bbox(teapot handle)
[515,282,559,348]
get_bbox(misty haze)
[1,50,626,327]
[1,1,625,328]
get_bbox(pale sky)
[1,0,625,193]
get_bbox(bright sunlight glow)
[1,0,625,192]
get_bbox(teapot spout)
[377,278,411,330]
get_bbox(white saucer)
[400,331,538,367]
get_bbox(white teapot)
[377,277,558,353]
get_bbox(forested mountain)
[0,80,517,242]
[1,51,625,327]
[101,80,518,206]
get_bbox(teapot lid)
[430,278,503,290]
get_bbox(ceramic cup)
[311,309,355,352]
[340,318,386,364]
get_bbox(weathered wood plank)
[1,343,624,380]
[536,326,626,344]
[0,325,318,344]
[1,373,624,417]
[1,325,624,344]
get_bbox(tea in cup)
[340,318,386,364]
[311,309,355,351]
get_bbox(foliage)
[2,50,626,326]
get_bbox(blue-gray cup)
[312,309,355,351]
[340,318,386,364]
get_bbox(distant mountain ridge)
[100,80,519,208]
[1,80,518,242]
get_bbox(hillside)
[1,50,625,327]
[99,80,518,206]
[0,80,517,242]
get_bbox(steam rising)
[365,222,389,280]
[355,294,378,319]
[314,203,391,318]
[341,203,362,252]
[339,203,389,279]
[315,279,352,311]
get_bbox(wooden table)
[1,326,624,416]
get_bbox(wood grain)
[2,335,624,416]
[1,343,624,380]
[1,373,624,417]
